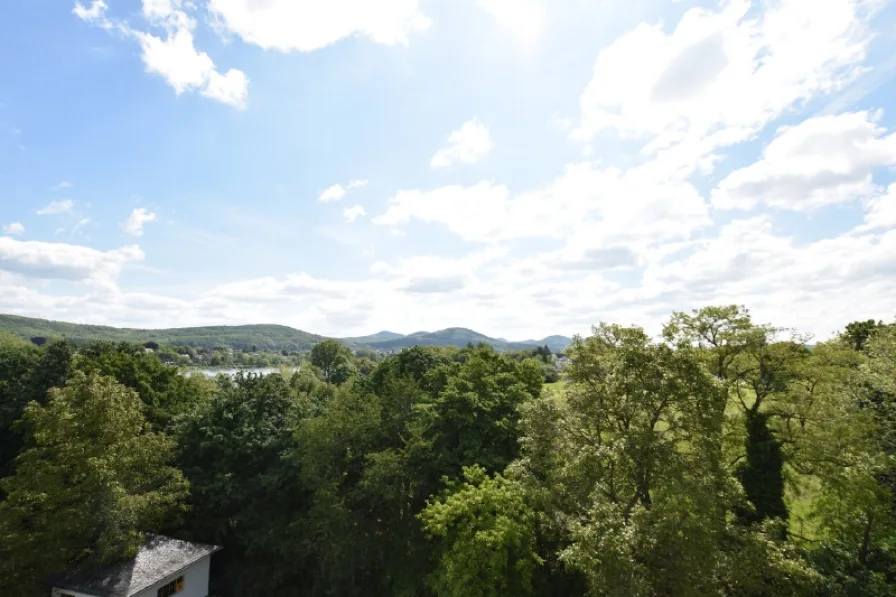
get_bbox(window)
[157,576,185,597]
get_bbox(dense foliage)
[0,372,188,591]
[0,306,894,597]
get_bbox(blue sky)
[1,0,896,340]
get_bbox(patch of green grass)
[545,379,826,542]
[785,470,823,542]
[545,379,566,390]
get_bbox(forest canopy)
[0,306,894,597]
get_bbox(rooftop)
[49,535,221,597]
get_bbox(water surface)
[187,367,297,378]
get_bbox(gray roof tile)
[49,535,221,597]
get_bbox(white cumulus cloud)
[36,200,75,215]
[712,111,896,211]
[319,179,369,203]
[861,184,896,231]
[574,0,879,174]
[201,67,249,107]
[207,0,431,53]
[319,184,347,203]
[0,237,144,281]
[134,6,249,109]
[375,160,709,244]
[135,26,217,93]
[637,217,896,337]
[430,118,493,168]
[343,205,367,223]
[123,208,158,236]
[3,223,25,236]
[73,0,109,24]
[73,0,249,109]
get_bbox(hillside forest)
[0,314,572,356]
[0,305,894,597]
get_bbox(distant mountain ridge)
[341,331,404,344]
[520,335,575,350]
[346,327,572,352]
[0,314,572,353]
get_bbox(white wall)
[132,556,212,597]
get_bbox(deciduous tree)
[664,306,809,525]
[310,339,356,384]
[0,372,187,595]
[420,466,541,597]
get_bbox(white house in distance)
[49,535,221,597]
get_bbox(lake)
[186,367,298,378]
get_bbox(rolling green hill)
[0,314,324,351]
[0,314,572,353]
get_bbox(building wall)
[133,556,212,597]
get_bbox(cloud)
[319,184,347,203]
[207,0,431,53]
[371,247,508,297]
[143,0,182,22]
[73,0,249,109]
[36,200,75,215]
[201,68,250,107]
[430,118,493,168]
[370,247,507,276]
[3,223,25,236]
[0,237,143,281]
[712,111,896,211]
[53,181,73,191]
[72,0,108,24]
[210,272,350,303]
[374,160,710,244]
[123,208,157,236]
[555,246,641,271]
[4,212,896,341]
[374,182,511,240]
[74,0,435,109]
[861,184,896,231]
[402,275,466,294]
[133,10,249,109]
[573,0,878,173]
[320,179,368,203]
[634,216,896,335]
[343,205,367,223]
[135,26,216,93]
